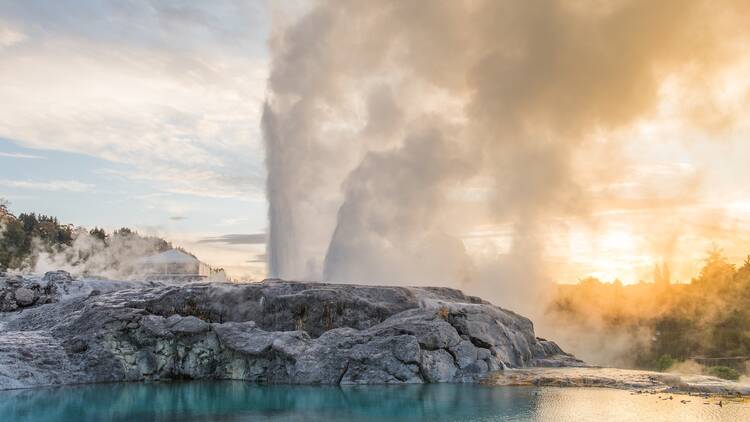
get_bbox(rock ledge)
[0,273,583,389]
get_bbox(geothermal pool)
[1,381,747,421]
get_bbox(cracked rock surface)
[0,273,583,389]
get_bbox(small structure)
[137,249,212,281]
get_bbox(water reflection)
[0,381,745,421]
[0,382,539,422]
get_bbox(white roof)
[138,249,200,265]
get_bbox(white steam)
[263,0,750,316]
[32,229,168,279]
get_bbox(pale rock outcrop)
[0,274,583,389]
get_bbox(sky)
[2,1,750,285]
[0,0,273,278]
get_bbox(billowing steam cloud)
[263,0,749,312]
[32,229,167,279]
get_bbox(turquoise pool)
[0,381,747,421]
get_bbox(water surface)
[0,381,747,421]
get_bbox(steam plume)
[263,0,749,310]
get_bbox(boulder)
[168,315,210,335]
[14,287,36,306]
[421,349,458,382]
[0,271,78,311]
[451,340,479,369]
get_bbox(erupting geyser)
[262,1,750,317]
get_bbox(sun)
[564,227,652,284]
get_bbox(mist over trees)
[0,198,171,274]
[548,249,750,375]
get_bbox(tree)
[709,309,750,356]
[0,197,9,215]
[18,212,38,233]
[57,224,74,245]
[736,255,750,281]
[89,227,107,242]
[651,316,698,361]
[694,247,735,290]
[0,216,28,270]
[113,227,133,237]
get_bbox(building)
[137,249,212,280]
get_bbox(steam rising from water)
[263,0,749,314]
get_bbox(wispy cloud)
[217,217,250,227]
[246,253,266,263]
[0,179,93,192]
[0,1,269,200]
[169,216,187,221]
[198,233,266,245]
[0,26,26,48]
[0,151,44,159]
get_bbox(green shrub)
[705,366,740,381]
[655,354,676,372]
